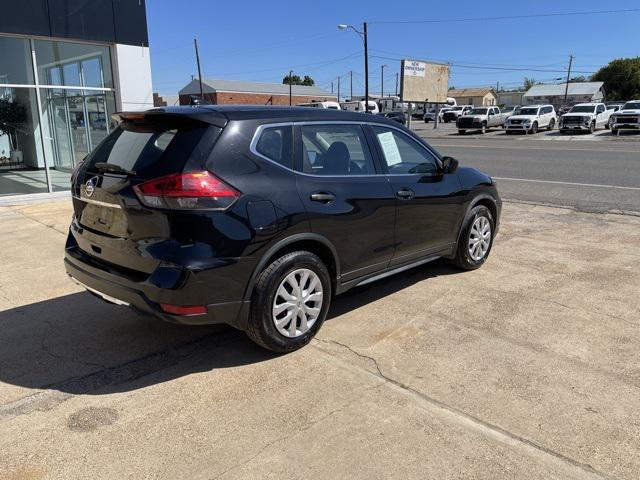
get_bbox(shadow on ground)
[0,259,461,396]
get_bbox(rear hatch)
[70,110,227,274]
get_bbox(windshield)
[451,107,463,111]
[519,108,540,116]
[569,105,596,113]
[623,102,640,110]
[469,108,488,115]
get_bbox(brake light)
[133,171,240,210]
[160,303,207,315]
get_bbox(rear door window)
[299,124,376,175]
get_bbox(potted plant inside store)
[0,98,26,166]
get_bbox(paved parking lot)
[1,199,639,479]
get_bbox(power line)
[369,7,640,25]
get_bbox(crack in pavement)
[312,338,611,480]
[11,208,68,236]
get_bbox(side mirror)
[442,156,459,174]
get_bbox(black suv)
[65,106,501,352]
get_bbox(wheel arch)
[243,233,340,302]
[455,194,498,246]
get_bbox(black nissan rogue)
[65,105,501,352]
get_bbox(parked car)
[605,103,625,113]
[457,106,509,134]
[559,103,613,134]
[504,105,556,134]
[64,106,501,353]
[378,111,406,125]
[442,105,473,123]
[609,100,640,135]
[423,109,437,123]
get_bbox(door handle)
[396,188,414,200]
[310,192,335,203]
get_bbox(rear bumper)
[64,244,249,328]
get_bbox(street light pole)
[194,38,203,100]
[349,70,353,101]
[338,22,370,112]
[337,76,341,103]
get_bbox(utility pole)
[349,70,353,101]
[288,69,293,106]
[363,22,369,112]
[496,81,499,92]
[337,76,341,103]
[331,81,334,94]
[194,38,203,99]
[563,54,574,108]
[381,64,387,100]
[395,73,399,96]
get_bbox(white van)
[339,100,379,114]
[296,101,341,110]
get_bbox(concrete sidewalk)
[0,200,639,479]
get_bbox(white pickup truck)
[559,103,613,134]
[610,100,640,135]
[456,106,509,134]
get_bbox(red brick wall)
[179,92,336,106]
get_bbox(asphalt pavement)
[413,123,640,214]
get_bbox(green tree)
[523,77,537,90]
[283,74,315,86]
[592,57,640,101]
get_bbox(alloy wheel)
[272,268,323,338]
[468,216,492,261]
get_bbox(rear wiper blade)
[93,162,137,176]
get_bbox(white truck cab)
[504,104,556,134]
[559,103,613,134]
[297,101,341,110]
[610,100,640,135]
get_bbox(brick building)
[178,78,336,106]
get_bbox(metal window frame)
[249,120,443,178]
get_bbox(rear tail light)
[133,171,240,210]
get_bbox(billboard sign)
[400,59,449,103]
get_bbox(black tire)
[531,122,538,134]
[547,118,555,131]
[589,121,595,134]
[458,129,466,135]
[450,205,495,270]
[246,251,331,353]
[481,123,487,134]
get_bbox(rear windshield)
[84,120,217,178]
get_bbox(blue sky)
[148,1,640,98]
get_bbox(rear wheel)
[450,205,495,270]
[246,251,331,353]
[548,118,555,131]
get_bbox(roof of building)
[523,81,604,97]
[448,88,496,97]
[179,78,335,97]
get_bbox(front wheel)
[246,251,331,353]
[589,121,596,134]
[480,123,487,134]
[530,122,539,134]
[450,205,495,270]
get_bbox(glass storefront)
[0,35,116,196]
